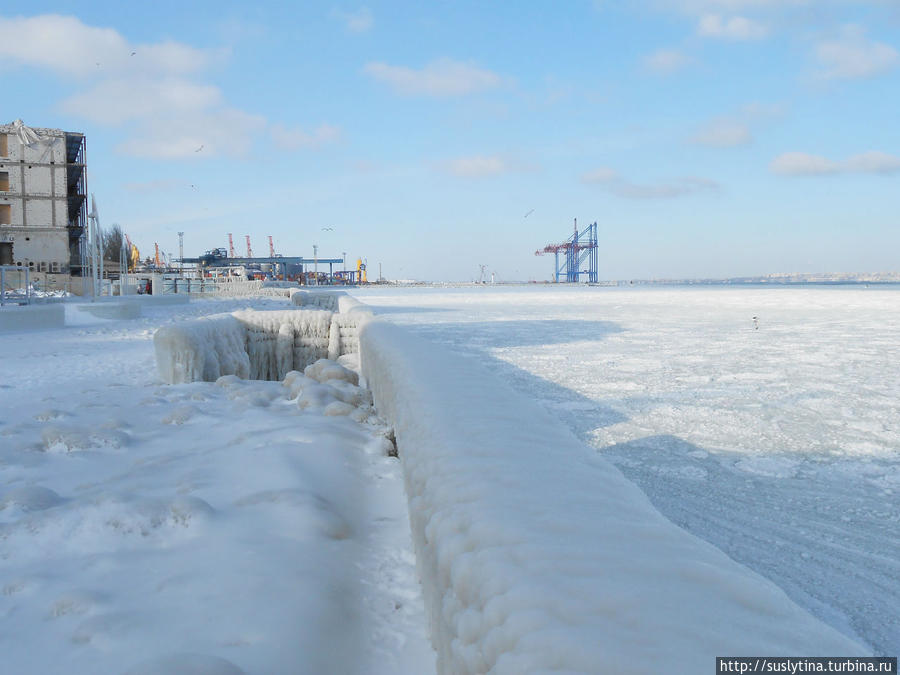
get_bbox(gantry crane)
[535,219,598,283]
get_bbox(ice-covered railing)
[154,292,372,384]
[358,319,868,674]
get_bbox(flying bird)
[130,51,136,56]
[190,184,198,190]
[524,209,534,218]
[322,227,333,231]
[195,145,204,153]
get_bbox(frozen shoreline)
[2,286,895,672]
[356,284,900,657]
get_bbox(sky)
[2,0,899,281]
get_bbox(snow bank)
[129,294,190,306]
[0,303,65,332]
[358,319,868,674]
[74,302,142,320]
[154,306,372,384]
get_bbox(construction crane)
[268,235,275,258]
[228,233,236,258]
[245,235,253,258]
[535,219,599,283]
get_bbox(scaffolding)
[535,219,598,283]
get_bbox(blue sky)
[3,1,899,281]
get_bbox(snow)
[355,284,900,658]
[0,295,433,674]
[4,283,894,672]
[359,315,867,673]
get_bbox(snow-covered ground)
[356,284,900,657]
[0,297,433,674]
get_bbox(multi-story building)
[0,120,87,274]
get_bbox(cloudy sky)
[3,1,899,281]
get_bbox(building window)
[0,171,8,191]
[51,261,59,273]
[0,204,10,224]
[0,134,8,157]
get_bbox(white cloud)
[270,124,342,150]
[698,14,769,39]
[815,25,899,80]
[644,49,692,74]
[122,179,186,193]
[770,150,900,175]
[691,118,752,146]
[364,59,502,97]
[441,155,511,178]
[62,78,223,125]
[581,167,621,183]
[582,168,720,199]
[0,13,344,161]
[844,151,900,173]
[659,0,812,12]
[770,152,839,175]
[332,7,374,33]
[116,109,267,159]
[0,14,223,77]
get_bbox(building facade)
[0,121,87,274]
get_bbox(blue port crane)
[535,219,598,283]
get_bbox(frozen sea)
[356,284,900,656]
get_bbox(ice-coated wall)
[358,319,868,674]
[290,289,343,311]
[154,314,250,383]
[154,306,372,384]
[0,304,65,332]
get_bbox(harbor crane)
[535,219,598,283]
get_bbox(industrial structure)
[535,219,599,283]
[178,245,351,285]
[0,120,87,275]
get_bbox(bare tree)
[102,223,125,265]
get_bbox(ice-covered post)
[313,244,318,286]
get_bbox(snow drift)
[358,318,868,674]
[154,303,372,384]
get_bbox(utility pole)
[178,232,184,273]
[313,244,318,286]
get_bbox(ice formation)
[358,318,868,674]
[153,314,250,383]
[154,303,372,384]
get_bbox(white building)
[0,120,87,274]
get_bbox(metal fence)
[0,266,31,305]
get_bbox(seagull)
[322,227,333,231]
[190,184,198,190]
[752,316,759,330]
[130,51,136,56]
[524,209,534,218]
[195,145,204,153]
